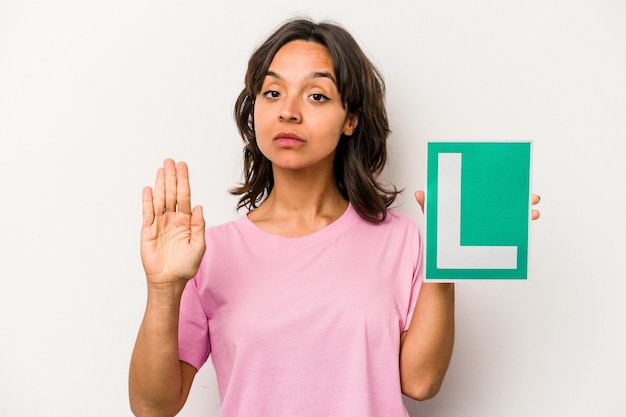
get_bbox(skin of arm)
[129,159,205,416]
[399,282,455,401]
[398,191,455,400]
[129,284,198,416]
[399,191,540,400]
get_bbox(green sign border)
[425,141,532,280]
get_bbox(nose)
[279,96,301,123]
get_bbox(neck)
[247,165,349,237]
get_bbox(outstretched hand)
[413,190,541,220]
[140,159,206,288]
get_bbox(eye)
[310,93,330,102]
[262,90,280,99]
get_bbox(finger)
[176,161,192,215]
[153,167,166,216]
[532,193,541,205]
[531,193,541,221]
[531,209,541,221]
[163,159,177,213]
[141,186,155,226]
[190,205,206,244]
[414,190,425,213]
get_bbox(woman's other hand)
[413,190,541,220]
[140,159,206,288]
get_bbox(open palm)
[140,159,206,286]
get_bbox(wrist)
[145,281,188,309]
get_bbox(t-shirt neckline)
[236,202,360,251]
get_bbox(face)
[253,40,358,173]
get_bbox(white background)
[1,1,625,416]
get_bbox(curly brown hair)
[231,18,400,223]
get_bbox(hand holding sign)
[415,190,540,220]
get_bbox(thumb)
[190,205,206,241]
[414,190,425,214]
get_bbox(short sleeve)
[402,223,424,332]
[178,276,211,370]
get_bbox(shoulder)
[379,207,419,232]
[194,215,253,278]
[386,207,416,224]
[380,207,423,248]
[204,214,249,241]
[350,206,421,243]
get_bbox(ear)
[342,113,359,137]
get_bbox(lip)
[273,132,305,142]
[273,132,305,148]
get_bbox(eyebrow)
[265,70,337,85]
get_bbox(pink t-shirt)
[179,203,423,416]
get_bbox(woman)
[129,18,538,417]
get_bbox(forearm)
[129,284,191,416]
[399,282,455,400]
